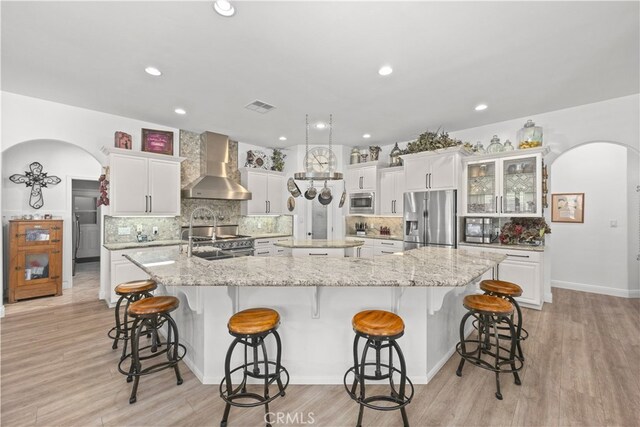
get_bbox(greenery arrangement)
[271,148,286,172]
[403,129,467,154]
[499,217,551,245]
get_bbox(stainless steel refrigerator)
[403,190,457,250]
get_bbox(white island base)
[161,283,476,385]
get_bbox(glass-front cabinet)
[9,220,63,303]
[463,151,543,217]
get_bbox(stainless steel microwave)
[464,217,498,243]
[349,192,375,214]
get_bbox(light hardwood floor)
[2,264,639,426]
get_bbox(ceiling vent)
[245,100,276,114]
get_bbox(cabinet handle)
[426,174,428,188]
[380,242,394,245]
[51,226,61,230]
[149,195,152,212]
[506,253,530,258]
[268,200,271,213]
[309,253,328,256]
[145,195,149,213]
[359,176,363,189]
[256,241,270,244]
[51,239,60,243]
[495,196,498,214]
[265,201,268,213]
[500,196,504,213]
[14,266,21,271]
[357,247,361,257]
[381,250,395,254]
[257,251,270,255]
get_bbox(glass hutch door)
[466,160,497,214]
[501,156,539,215]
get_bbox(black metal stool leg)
[221,337,241,427]
[112,296,124,350]
[510,296,525,361]
[491,316,503,400]
[164,314,184,385]
[350,334,361,395]
[355,338,372,427]
[259,337,272,427]
[273,330,286,397]
[391,339,410,427]
[129,318,146,404]
[456,311,473,377]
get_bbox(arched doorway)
[548,141,639,297]
[2,139,103,304]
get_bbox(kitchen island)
[124,246,505,385]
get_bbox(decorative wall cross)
[10,162,61,209]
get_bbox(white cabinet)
[109,152,182,216]
[345,238,374,258]
[379,168,405,215]
[291,248,345,258]
[254,237,292,256]
[345,164,378,192]
[241,169,286,215]
[462,148,544,217]
[459,244,544,309]
[106,246,179,305]
[373,239,404,257]
[402,149,464,193]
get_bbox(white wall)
[2,140,102,291]
[548,143,630,296]
[628,149,640,295]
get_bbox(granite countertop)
[251,233,293,239]
[458,241,545,253]
[103,240,184,251]
[274,239,365,249]
[123,246,505,288]
[345,234,404,242]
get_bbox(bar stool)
[108,279,157,360]
[118,296,186,404]
[455,294,522,400]
[219,308,289,427]
[344,310,414,427]
[480,279,529,361]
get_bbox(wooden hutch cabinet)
[8,219,63,303]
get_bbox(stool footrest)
[343,365,414,411]
[118,343,186,377]
[456,341,523,373]
[219,363,289,408]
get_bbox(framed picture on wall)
[551,193,584,223]
[141,129,174,155]
[114,131,132,149]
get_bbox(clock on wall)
[304,147,337,173]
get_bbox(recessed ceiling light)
[475,104,488,111]
[174,108,186,115]
[279,136,287,141]
[362,134,371,139]
[145,66,162,76]
[213,0,235,17]
[378,65,393,76]
[315,123,326,129]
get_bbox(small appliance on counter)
[464,217,499,244]
[355,222,367,236]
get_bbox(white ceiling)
[2,1,638,148]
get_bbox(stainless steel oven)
[349,192,375,215]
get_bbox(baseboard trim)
[552,280,638,298]
[0,305,5,318]
[544,291,553,303]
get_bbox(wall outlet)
[137,224,143,233]
[118,227,131,235]
[152,226,159,235]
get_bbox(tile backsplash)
[345,215,403,237]
[238,215,293,235]
[104,216,181,243]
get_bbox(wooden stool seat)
[463,294,513,315]
[352,310,405,337]
[115,279,157,295]
[128,296,179,316]
[480,280,523,297]
[228,308,280,335]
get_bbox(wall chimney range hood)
[181,131,252,200]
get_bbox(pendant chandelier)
[293,114,343,181]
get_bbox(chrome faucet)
[187,206,218,257]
